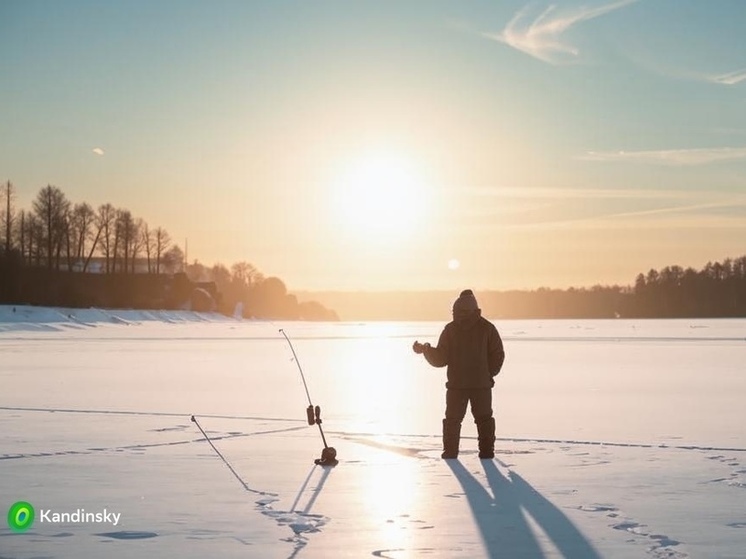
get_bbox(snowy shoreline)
[0,304,235,330]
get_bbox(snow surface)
[1,305,745,558]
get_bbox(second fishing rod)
[279,328,338,467]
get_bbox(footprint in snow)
[704,454,744,489]
[95,531,158,540]
[578,504,617,513]
[579,505,688,558]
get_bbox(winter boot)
[441,420,461,459]
[477,417,495,459]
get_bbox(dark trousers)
[443,388,495,456]
[444,388,493,428]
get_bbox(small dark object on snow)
[315,446,338,467]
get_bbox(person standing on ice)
[412,289,505,460]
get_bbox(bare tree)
[210,263,231,287]
[32,185,70,271]
[231,261,262,287]
[142,222,154,273]
[112,214,120,272]
[162,244,184,274]
[20,211,39,265]
[16,210,25,262]
[96,203,115,273]
[70,203,95,265]
[29,213,43,266]
[114,209,135,274]
[63,205,74,271]
[130,218,145,273]
[1,180,15,254]
[111,208,127,273]
[82,219,102,273]
[154,227,171,274]
[58,211,71,271]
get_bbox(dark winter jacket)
[423,315,505,389]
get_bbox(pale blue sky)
[2,0,745,290]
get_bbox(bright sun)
[330,152,427,242]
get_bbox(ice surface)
[1,306,745,558]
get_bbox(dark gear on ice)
[413,289,505,459]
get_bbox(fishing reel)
[306,405,338,467]
[315,446,338,467]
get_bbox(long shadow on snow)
[256,463,334,559]
[447,460,601,559]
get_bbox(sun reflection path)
[362,449,424,553]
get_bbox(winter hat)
[452,289,479,313]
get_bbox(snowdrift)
[0,305,236,332]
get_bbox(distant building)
[61,257,167,274]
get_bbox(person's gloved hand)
[412,341,429,354]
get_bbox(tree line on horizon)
[629,256,746,318]
[296,255,746,321]
[0,181,338,320]
[1,181,178,274]
[464,255,746,319]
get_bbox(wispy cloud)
[446,184,746,232]
[92,147,105,156]
[502,196,746,231]
[707,69,746,86]
[449,193,746,233]
[461,186,697,200]
[579,147,746,165]
[485,0,638,64]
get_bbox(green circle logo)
[8,501,35,532]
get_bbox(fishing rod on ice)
[190,414,277,496]
[279,328,338,467]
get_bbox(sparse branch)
[2,180,15,254]
[154,227,171,274]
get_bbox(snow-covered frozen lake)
[1,306,745,558]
